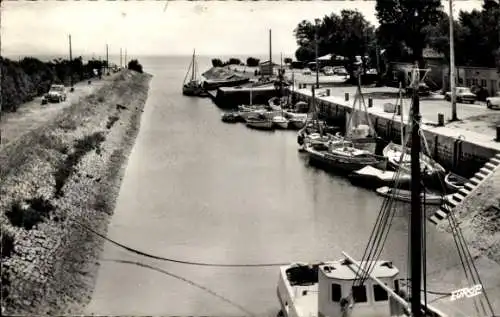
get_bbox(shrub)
[1,229,15,259]
[211,58,224,67]
[246,57,260,67]
[284,57,293,64]
[127,59,143,73]
[106,115,119,129]
[228,58,241,65]
[54,132,106,197]
[6,197,55,230]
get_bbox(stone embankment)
[0,70,152,315]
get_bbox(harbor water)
[85,56,498,316]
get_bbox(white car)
[486,92,500,109]
[444,87,476,104]
[42,84,67,104]
[302,68,312,75]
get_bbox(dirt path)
[0,73,120,149]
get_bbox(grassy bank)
[0,69,152,315]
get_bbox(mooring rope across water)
[71,218,290,267]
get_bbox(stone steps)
[429,153,500,225]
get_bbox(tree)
[228,58,241,65]
[246,57,260,67]
[375,0,443,65]
[211,58,223,67]
[128,59,143,73]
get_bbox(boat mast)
[410,61,422,317]
[191,49,196,81]
[399,82,404,148]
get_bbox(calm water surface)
[85,56,492,316]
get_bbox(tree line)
[293,0,500,71]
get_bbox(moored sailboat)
[276,64,495,317]
[182,49,206,97]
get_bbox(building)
[443,66,500,96]
[386,48,446,89]
[259,60,279,76]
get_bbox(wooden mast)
[410,62,422,317]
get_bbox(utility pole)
[449,0,458,121]
[69,34,74,90]
[125,49,127,68]
[106,44,109,75]
[315,19,319,88]
[269,29,272,77]
[120,48,123,68]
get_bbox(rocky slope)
[0,69,152,315]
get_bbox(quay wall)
[0,70,152,315]
[292,90,500,177]
[213,87,280,109]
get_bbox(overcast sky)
[1,0,483,58]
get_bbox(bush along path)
[0,70,152,315]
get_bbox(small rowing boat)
[444,172,469,192]
[375,186,444,205]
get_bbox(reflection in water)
[100,258,256,316]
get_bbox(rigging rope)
[419,125,495,317]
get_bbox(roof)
[319,260,399,280]
[423,47,445,59]
[259,60,279,66]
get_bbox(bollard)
[345,92,349,101]
[368,98,373,108]
[326,89,331,96]
[496,125,500,142]
[438,113,445,127]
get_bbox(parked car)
[322,66,334,76]
[445,87,477,104]
[406,83,431,96]
[42,84,67,104]
[486,92,500,109]
[303,68,312,75]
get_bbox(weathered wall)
[0,70,152,315]
[293,90,500,177]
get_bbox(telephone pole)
[69,34,74,89]
[124,49,127,68]
[120,48,123,68]
[315,19,319,88]
[449,0,458,121]
[106,44,109,75]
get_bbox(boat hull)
[182,86,206,97]
[306,147,387,174]
[375,186,444,205]
[246,120,274,130]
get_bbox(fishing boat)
[221,112,240,123]
[305,141,388,174]
[277,65,494,317]
[182,49,205,97]
[375,186,444,205]
[383,142,446,177]
[444,171,468,192]
[245,113,273,130]
[348,166,411,189]
[272,116,289,129]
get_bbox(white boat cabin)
[277,259,402,317]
